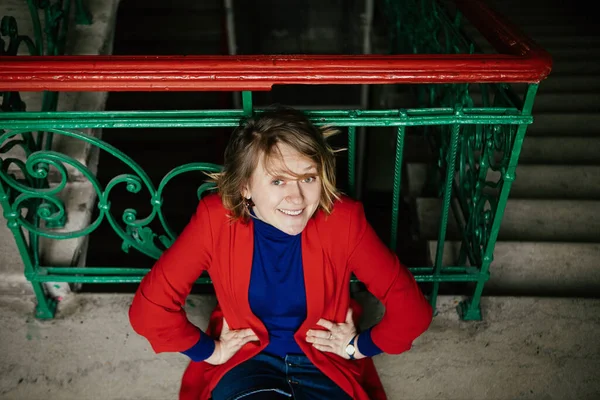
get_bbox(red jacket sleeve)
[129,199,213,353]
[347,202,433,354]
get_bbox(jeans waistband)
[283,353,313,366]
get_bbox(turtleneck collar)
[250,207,300,241]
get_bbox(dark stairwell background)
[82,0,428,294]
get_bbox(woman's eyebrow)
[266,164,317,178]
[268,171,316,180]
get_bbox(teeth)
[279,209,303,216]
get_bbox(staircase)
[405,0,600,298]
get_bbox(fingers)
[241,333,259,345]
[311,342,336,353]
[306,329,331,340]
[309,314,357,359]
[221,319,257,341]
[227,334,258,350]
[306,332,345,357]
[208,321,259,365]
[218,328,259,364]
[240,328,257,338]
[239,329,259,343]
[224,327,259,344]
[316,318,334,330]
[306,335,335,347]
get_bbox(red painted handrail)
[0,0,551,92]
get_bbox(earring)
[244,197,254,208]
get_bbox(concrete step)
[540,44,600,58]
[471,34,600,52]
[519,136,600,165]
[38,181,97,266]
[531,93,600,113]
[550,61,600,75]
[492,4,592,17]
[467,91,600,112]
[426,241,600,296]
[528,113,600,136]
[537,75,600,93]
[475,42,600,60]
[471,79,600,101]
[407,163,600,199]
[0,221,33,296]
[1,293,598,399]
[416,198,600,242]
[495,10,592,19]
[463,24,593,39]
[478,13,594,27]
[402,135,600,165]
[0,181,96,298]
[486,1,594,18]
[469,78,600,97]
[533,35,600,47]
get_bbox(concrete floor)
[0,293,598,400]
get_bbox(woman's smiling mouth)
[278,208,304,216]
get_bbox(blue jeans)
[211,352,352,400]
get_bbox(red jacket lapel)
[229,218,269,343]
[296,217,325,336]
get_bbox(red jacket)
[129,193,433,399]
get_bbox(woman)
[129,107,433,400]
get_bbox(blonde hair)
[207,106,341,221]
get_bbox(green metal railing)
[385,0,544,316]
[0,0,551,320]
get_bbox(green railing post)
[242,91,253,116]
[390,120,407,252]
[0,183,56,318]
[458,83,539,320]
[347,126,356,198]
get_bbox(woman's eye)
[303,176,316,183]
[272,179,284,186]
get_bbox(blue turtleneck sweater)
[182,215,382,361]
[248,214,306,356]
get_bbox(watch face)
[345,344,356,356]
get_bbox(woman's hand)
[306,308,365,360]
[204,318,259,365]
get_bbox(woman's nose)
[285,181,304,204]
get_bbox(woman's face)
[243,143,322,236]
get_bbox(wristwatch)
[345,334,358,360]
